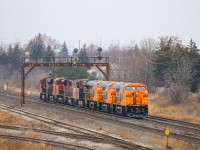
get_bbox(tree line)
[0,34,199,103]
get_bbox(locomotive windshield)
[125,86,136,90]
[137,86,146,90]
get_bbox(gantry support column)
[106,66,109,81]
[21,65,35,106]
[21,65,25,106]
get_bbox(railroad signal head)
[97,47,102,60]
[97,47,102,52]
[73,48,78,54]
[98,55,102,60]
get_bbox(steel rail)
[0,91,200,145]
[0,134,93,150]
[0,103,151,150]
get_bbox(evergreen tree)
[60,42,68,57]
[44,45,55,62]
[7,44,21,71]
[27,33,45,57]
[187,39,200,92]
[153,37,200,92]
[0,53,8,64]
[57,66,88,79]
[153,37,173,85]
[78,44,90,64]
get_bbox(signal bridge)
[21,57,109,107]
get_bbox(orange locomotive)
[113,82,148,117]
[40,78,148,118]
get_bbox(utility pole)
[79,40,80,51]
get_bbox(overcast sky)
[0,0,200,49]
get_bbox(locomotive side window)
[89,86,94,97]
[76,82,80,88]
[119,93,123,101]
[69,81,72,86]
[50,79,53,84]
[41,82,45,88]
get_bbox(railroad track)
[0,124,110,142]
[0,103,152,150]
[3,90,200,130]
[0,134,93,150]
[0,91,200,145]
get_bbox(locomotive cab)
[112,82,130,115]
[63,79,74,105]
[86,80,102,109]
[72,79,88,107]
[52,77,67,103]
[40,77,54,101]
[124,83,148,118]
[96,81,112,112]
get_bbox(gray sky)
[0,0,200,49]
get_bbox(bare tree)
[164,58,195,104]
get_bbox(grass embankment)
[149,93,200,124]
[0,110,55,150]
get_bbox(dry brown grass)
[104,124,199,150]
[0,110,31,126]
[8,86,39,96]
[0,110,56,149]
[0,138,56,150]
[153,136,199,150]
[149,92,200,124]
[23,131,40,139]
[0,110,51,129]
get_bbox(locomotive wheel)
[87,101,90,109]
[44,95,47,101]
[54,97,57,103]
[99,103,102,110]
[72,99,75,106]
[127,112,134,118]
[40,94,42,100]
[113,105,116,113]
[122,106,126,116]
[82,101,85,108]
[52,96,55,102]
[66,98,70,105]
[75,100,78,107]
[62,97,64,104]
[94,102,98,110]
[107,104,111,113]
[56,97,59,103]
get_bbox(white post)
[28,90,30,95]
[4,84,7,91]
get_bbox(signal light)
[73,48,78,54]
[98,55,102,60]
[97,47,102,52]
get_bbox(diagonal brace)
[96,66,106,79]
[25,66,35,78]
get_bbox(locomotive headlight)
[135,91,138,96]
